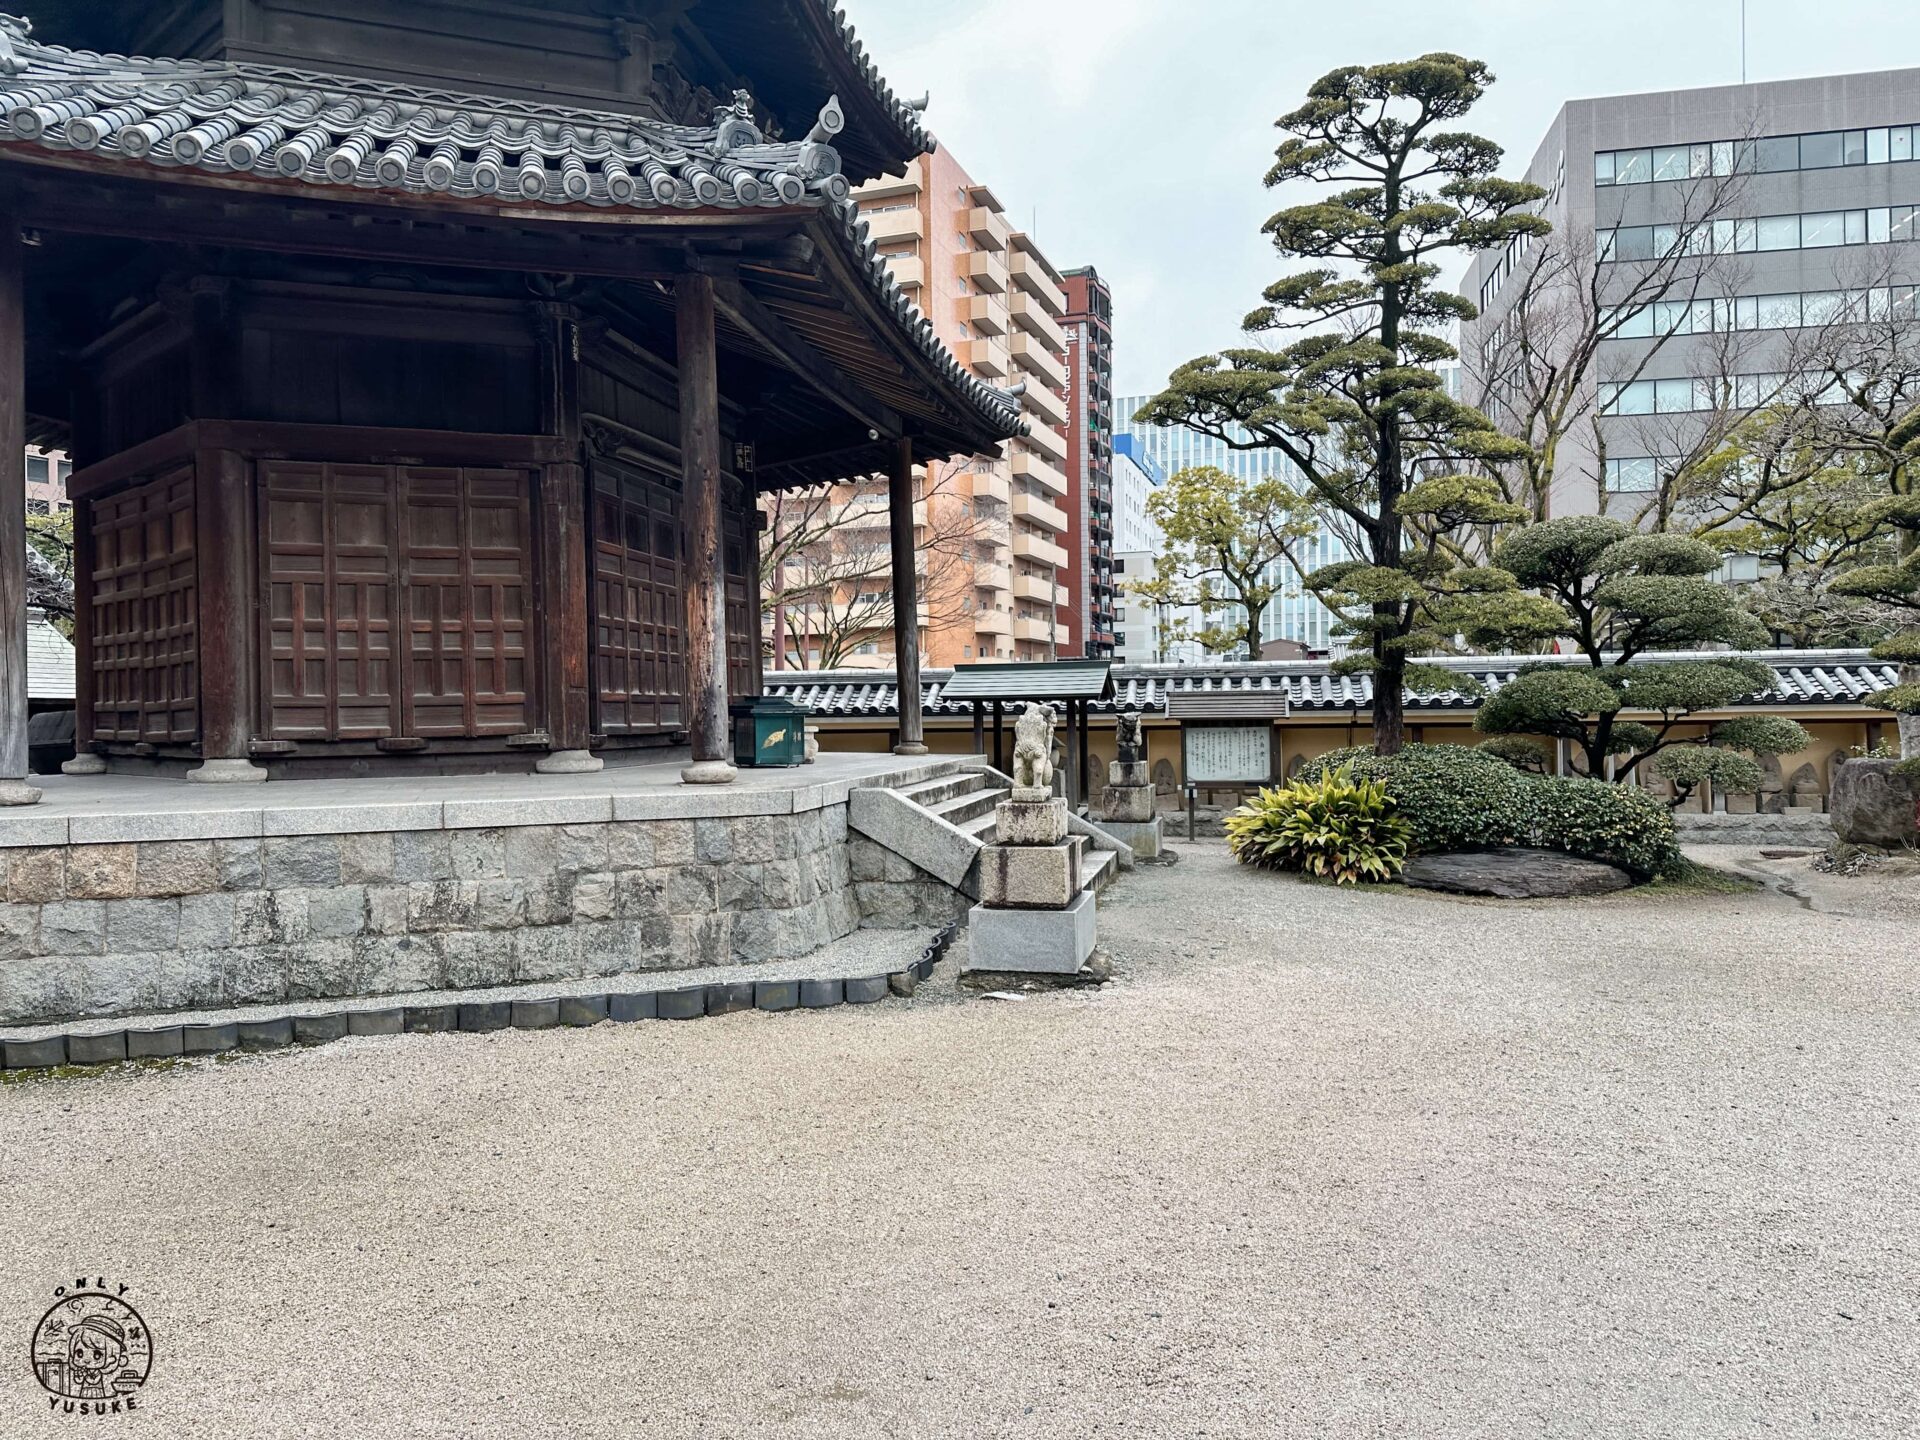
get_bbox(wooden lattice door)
[590,458,685,734]
[88,466,199,745]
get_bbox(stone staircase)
[849,760,1129,904]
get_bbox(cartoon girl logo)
[30,1285,153,1410]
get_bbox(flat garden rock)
[1403,847,1633,899]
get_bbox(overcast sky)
[848,0,1920,397]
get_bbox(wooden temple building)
[0,0,1016,801]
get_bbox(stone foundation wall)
[0,809,858,1025]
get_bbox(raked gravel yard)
[2,841,1915,1438]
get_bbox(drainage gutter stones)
[0,923,959,1073]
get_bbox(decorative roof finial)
[0,14,32,77]
[711,88,763,153]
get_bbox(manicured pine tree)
[1137,55,1549,753]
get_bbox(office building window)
[1600,206,1915,262]
[1601,283,1917,340]
[1596,126,1915,185]
[1604,457,1666,493]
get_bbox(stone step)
[894,771,989,809]
[928,786,1007,829]
[1083,848,1117,894]
[959,809,999,842]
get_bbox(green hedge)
[1298,743,1682,879]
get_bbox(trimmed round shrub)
[1299,743,1535,853]
[1225,768,1412,884]
[1524,775,1682,879]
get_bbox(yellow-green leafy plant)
[1225,766,1413,885]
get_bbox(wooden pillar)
[62,495,98,773]
[992,700,1004,773]
[972,700,984,757]
[889,435,926,755]
[1078,699,1091,804]
[534,304,598,774]
[0,224,37,804]
[1064,700,1079,807]
[186,446,265,783]
[676,274,735,784]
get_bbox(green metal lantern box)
[730,697,810,768]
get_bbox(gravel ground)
[2,841,1915,1438]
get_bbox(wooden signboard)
[1182,724,1274,785]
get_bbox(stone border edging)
[1,923,960,1074]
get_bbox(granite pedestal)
[965,890,1097,975]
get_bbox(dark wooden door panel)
[88,465,199,745]
[262,460,401,740]
[261,461,530,742]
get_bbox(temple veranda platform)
[0,753,977,1029]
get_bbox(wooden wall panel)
[260,461,530,742]
[724,488,757,700]
[590,458,684,734]
[88,466,199,745]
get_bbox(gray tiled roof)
[764,650,1900,718]
[0,17,852,208]
[0,14,1022,447]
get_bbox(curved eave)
[689,0,933,185]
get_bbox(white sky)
[847,0,1920,396]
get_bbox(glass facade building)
[1113,399,1348,653]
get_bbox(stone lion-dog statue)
[1011,701,1056,791]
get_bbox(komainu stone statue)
[1115,709,1143,765]
[1011,702,1056,792]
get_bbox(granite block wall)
[0,808,860,1025]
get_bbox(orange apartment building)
[768,148,1071,671]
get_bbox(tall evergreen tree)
[1137,55,1547,752]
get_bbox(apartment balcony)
[961,250,1006,294]
[1008,293,1067,350]
[1011,529,1067,569]
[1009,250,1067,315]
[957,337,1009,379]
[960,294,1008,336]
[966,206,1010,251]
[1019,423,1067,467]
[975,561,1013,592]
[1009,449,1066,496]
[1021,383,1068,429]
[885,254,925,291]
[1009,333,1067,390]
[974,608,1013,636]
[861,205,923,244]
[855,174,922,205]
[1012,615,1057,644]
[1012,573,1069,605]
[970,471,1011,504]
[1011,491,1069,533]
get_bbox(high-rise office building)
[1460,68,1920,520]
[1109,436,1175,665]
[1113,400,1349,652]
[1061,267,1115,657]
[788,152,1071,670]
